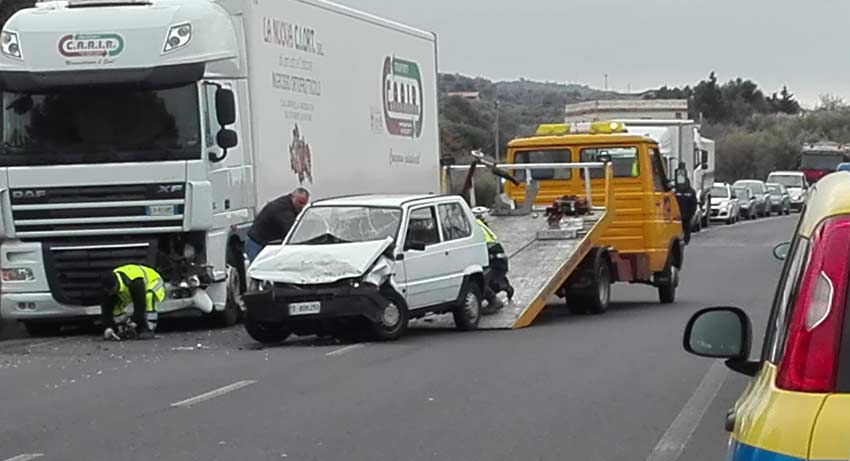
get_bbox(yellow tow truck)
[421,121,686,330]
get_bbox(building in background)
[564,99,689,123]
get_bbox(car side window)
[763,234,811,363]
[406,207,441,246]
[437,202,472,241]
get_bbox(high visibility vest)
[113,264,165,315]
[631,160,639,177]
[476,219,498,244]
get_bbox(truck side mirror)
[216,88,237,126]
[217,129,238,149]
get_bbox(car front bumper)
[244,283,390,326]
[710,207,734,220]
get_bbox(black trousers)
[100,277,149,332]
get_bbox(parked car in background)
[710,183,739,224]
[733,186,757,220]
[682,172,850,461]
[733,180,770,217]
[766,171,809,211]
[837,162,850,172]
[765,183,791,215]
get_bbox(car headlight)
[248,278,271,292]
[1,30,22,59]
[162,23,192,54]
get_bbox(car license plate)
[289,301,321,316]
[146,205,177,217]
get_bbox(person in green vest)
[99,264,166,341]
[473,208,514,314]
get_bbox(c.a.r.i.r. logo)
[382,56,423,138]
[58,33,124,59]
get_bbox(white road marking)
[3,454,44,461]
[27,338,72,349]
[170,380,257,408]
[645,361,728,461]
[326,344,364,356]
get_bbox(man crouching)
[100,264,166,341]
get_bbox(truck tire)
[23,321,62,337]
[656,264,678,304]
[244,313,291,345]
[566,250,611,315]
[214,243,246,328]
[453,281,481,331]
[371,288,408,341]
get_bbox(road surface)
[0,215,796,461]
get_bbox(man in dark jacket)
[675,178,698,245]
[246,188,310,261]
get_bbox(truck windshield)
[289,206,402,245]
[767,174,803,188]
[0,83,201,166]
[800,153,844,170]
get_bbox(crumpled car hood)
[248,238,393,285]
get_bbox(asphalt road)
[0,214,797,461]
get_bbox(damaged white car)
[244,194,490,343]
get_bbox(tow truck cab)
[503,121,685,298]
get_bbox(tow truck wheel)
[567,252,611,315]
[244,314,291,345]
[372,289,408,341]
[453,282,482,331]
[657,264,678,304]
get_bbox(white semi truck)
[0,0,439,335]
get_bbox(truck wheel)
[656,264,678,304]
[453,282,482,331]
[23,321,62,337]
[214,244,246,328]
[244,314,291,345]
[567,252,611,315]
[372,288,408,341]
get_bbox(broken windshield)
[288,206,402,245]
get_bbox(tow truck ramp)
[411,163,615,330]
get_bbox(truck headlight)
[1,31,22,59]
[2,268,33,281]
[162,23,192,54]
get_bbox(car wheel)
[244,313,291,344]
[453,282,482,331]
[23,321,63,337]
[372,288,408,341]
[656,263,678,304]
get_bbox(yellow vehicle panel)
[810,395,850,460]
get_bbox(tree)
[816,93,849,112]
[693,72,726,122]
[774,86,801,115]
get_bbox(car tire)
[656,263,678,305]
[372,288,408,341]
[453,282,482,331]
[23,321,63,337]
[214,244,246,328]
[244,313,291,344]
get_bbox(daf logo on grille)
[158,185,184,194]
[12,190,47,199]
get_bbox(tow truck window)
[438,202,472,241]
[649,147,668,191]
[0,83,201,166]
[512,149,571,181]
[581,147,639,179]
[406,207,441,246]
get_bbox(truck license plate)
[146,205,177,217]
[289,301,321,316]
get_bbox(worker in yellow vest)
[99,264,166,341]
[473,208,514,314]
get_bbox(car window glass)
[649,147,667,191]
[765,236,811,363]
[512,149,572,181]
[438,202,472,241]
[406,207,440,246]
[581,146,639,179]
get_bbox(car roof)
[311,194,448,208]
[798,172,850,238]
[768,171,804,176]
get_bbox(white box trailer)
[0,0,439,334]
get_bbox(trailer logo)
[382,56,424,138]
[289,124,313,185]
[58,33,125,60]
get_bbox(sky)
[337,0,850,108]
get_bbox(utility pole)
[494,99,501,160]
[604,74,608,91]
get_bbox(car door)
[436,201,486,302]
[399,205,447,310]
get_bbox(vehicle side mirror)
[404,240,427,252]
[684,307,758,376]
[772,242,791,260]
[217,129,238,149]
[216,88,237,126]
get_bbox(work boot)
[103,328,121,341]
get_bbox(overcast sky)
[338,0,849,107]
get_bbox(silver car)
[765,183,791,215]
